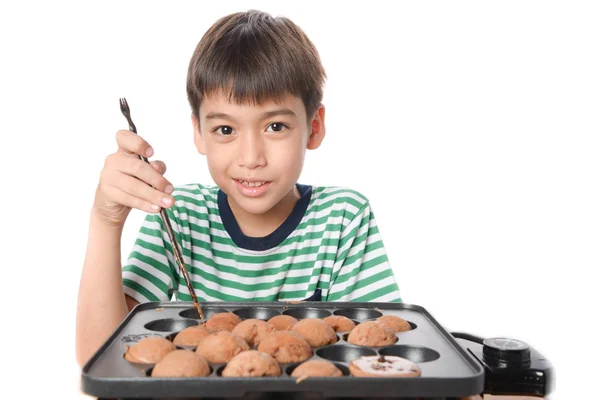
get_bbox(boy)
[76,10,401,367]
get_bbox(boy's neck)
[227,185,301,238]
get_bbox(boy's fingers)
[115,130,154,158]
[103,153,173,195]
[106,174,174,210]
[102,184,165,214]
[150,160,167,175]
[118,157,173,194]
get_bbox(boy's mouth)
[233,178,272,197]
[235,179,268,188]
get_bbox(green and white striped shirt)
[122,183,401,303]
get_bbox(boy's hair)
[186,10,326,123]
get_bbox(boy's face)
[192,92,326,217]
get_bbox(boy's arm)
[75,210,139,367]
[326,202,402,303]
[76,129,174,367]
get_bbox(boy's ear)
[192,113,207,155]
[307,105,326,150]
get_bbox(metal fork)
[119,98,205,322]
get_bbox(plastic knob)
[483,337,531,367]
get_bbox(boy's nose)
[237,132,266,169]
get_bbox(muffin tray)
[81,301,484,399]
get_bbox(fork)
[119,98,205,322]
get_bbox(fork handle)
[135,154,204,320]
[127,120,138,135]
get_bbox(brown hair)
[186,10,326,123]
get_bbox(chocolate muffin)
[173,325,212,347]
[151,350,211,377]
[231,319,276,347]
[205,312,242,332]
[267,314,298,331]
[347,321,397,347]
[291,359,343,378]
[323,315,356,332]
[377,315,412,333]
[257,331,312,363]
[349,355,421,377]
[124,336,176,364]
[221,350,281,377]
[292,318,337,347]
[195,331,250,364]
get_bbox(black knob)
[483,337,531,368]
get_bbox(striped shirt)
[122,183,402,303]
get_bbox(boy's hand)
[92,130,175,227]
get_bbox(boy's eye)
[215,126,234,135]
[267,123,287,132]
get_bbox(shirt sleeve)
[326,202,402,303]
[122,212,180,303]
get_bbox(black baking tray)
[81,301,484,399]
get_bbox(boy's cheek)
[270,147,306,169]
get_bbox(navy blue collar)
[217,184,312,251]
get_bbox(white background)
[1,1,598,399]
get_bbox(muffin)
[377,315,412,333]
[195,331,250,364]
[231,319,276,347]
[173,325,212,347]
[124,336,176,364]
[292,318,337,347]
[257,331,312,363]
[347,321,397,347]
[267,314,298,331]
[349,355,421,377]
[221,350,281,377]
[151,350,211,377]
[323,315,356,332]
[291,360,343,378]
[205,312,242,332]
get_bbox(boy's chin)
[229,195,277,216]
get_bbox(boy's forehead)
[200,92,306,120]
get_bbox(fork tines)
[119,97,137,134]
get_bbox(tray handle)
[451,331,486,345]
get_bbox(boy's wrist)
[90,207,127,233]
